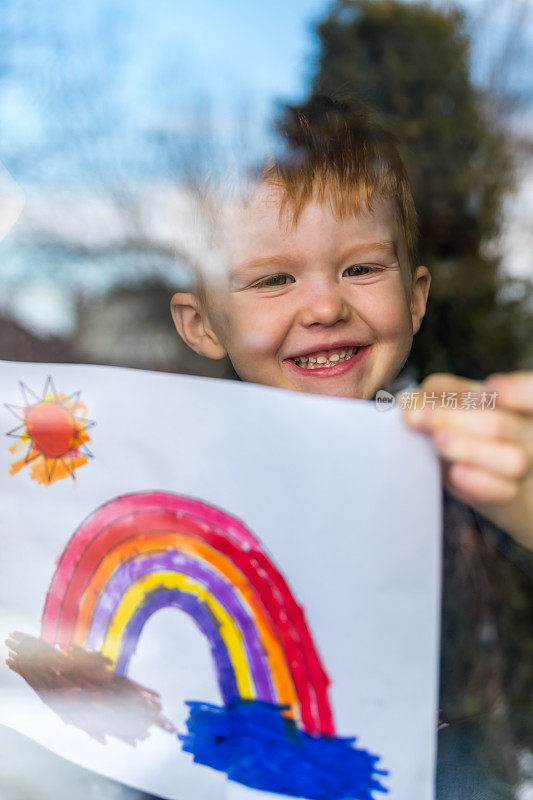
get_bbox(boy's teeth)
[292,346,360,369]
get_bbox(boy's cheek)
[227,300,289,354]
[202,292,272,357]
[221,324,284,382]
[362,291,414,343]
[233,328,279,357]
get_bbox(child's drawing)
[7,490,386,799]
[5,376,94,484]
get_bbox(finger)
[447,462,519,505]
[484,371,533,414]
[439,460,476,507]
[404,406,528,443]
[433,430,531,480]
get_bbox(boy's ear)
[170,292,227,360]
[410,266,431,335]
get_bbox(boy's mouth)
[284,344,370,375]
[291,345,359,369]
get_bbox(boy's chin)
[281,371,376,400]
[291,382,373,400]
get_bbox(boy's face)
[172,184,430,400]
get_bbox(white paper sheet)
[0,360,441,800]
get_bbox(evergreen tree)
[279,0,533,379]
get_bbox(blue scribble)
[179,699,388,799]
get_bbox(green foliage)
[279,0,533,379]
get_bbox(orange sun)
[6,377,94,485]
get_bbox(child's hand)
[399,372,533,550]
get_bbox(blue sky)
[1,0,531,185]
[1,0,532,215]
[0,0,330,183]
[128,0,328,102]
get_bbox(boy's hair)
[263,96,419,273]
[187,96,419,300]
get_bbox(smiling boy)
[171,100,533,551]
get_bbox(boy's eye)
[254,274,295,288]
[343,265,374,277]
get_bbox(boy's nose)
[298,283,351,328]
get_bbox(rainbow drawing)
[28,492,385,797]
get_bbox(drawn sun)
[5,376,95,485]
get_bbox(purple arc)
[116,588,240,702]
[86,550,275,702]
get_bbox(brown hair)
[261,96,419,273]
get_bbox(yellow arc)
[100,571,254,699]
